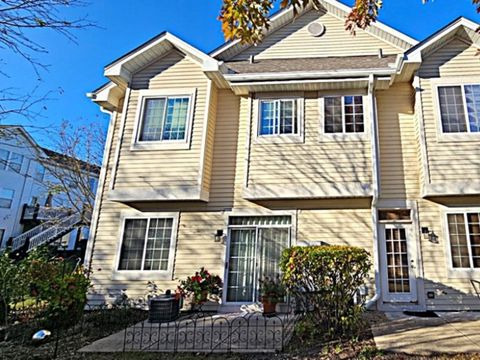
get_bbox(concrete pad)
[372,312,480,355]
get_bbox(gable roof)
[405,16,480,62]
[104,32,219,86]
[211,0,418,61]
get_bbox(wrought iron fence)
[123,307,299,353]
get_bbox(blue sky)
[2,0,480,147]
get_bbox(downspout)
[365,74,381,310]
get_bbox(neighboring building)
[0,125,100,255]
[86,0,480,311]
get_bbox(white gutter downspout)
[365,74,382,310]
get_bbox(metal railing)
[11,221,54,250]
[123,308,299,353]
[27,213,82,251]
[22,204,71,221]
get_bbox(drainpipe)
[365,74,381,310]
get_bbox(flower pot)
[262,301,277,315]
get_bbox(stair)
[10,213,83,253]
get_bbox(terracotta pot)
[262,301,277,315]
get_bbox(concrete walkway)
[372,312,480,355]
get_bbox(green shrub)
[280,245,371,338]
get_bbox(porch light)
[421,227,438,243]
[214,229,225,243]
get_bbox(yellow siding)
[418,38,480,186]
[231,9,401,61]
[417,199,480,310]
[377,83,420,199]
[200,83,218,194]
[112,50,209,190]
[247,93,372,190]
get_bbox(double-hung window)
[0,188,14,208]
[438,84,480,133]
[118,216,176,273]
[0,150,23,173]
[259,99,300,136]
[324,95,364,134]
[137,96,191,143]
[446,211,480,269]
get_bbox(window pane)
[438,86,467,133]
[144,218,173,271]
[447,214,470,268]
[324,97,343,133]
[139,98,166,141]
[8,152,23,173]
[260,101,276,135]
[34,163,45,182]
[0,188,14,208]
[464,85,480,132]
[0,150,8,170]
[118,219,148,270]
[0,229,4,244]
[344,96,364,133]
[162,97,189,141]
[279,100,297,134]
[468,212,480,268]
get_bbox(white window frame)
[319,93,369,142]
[0,150,23,173]
[112,211,179,280]
[443,207,480,278]
[131,88,196,151]
[432,76,480,142]
[0,188,15,209]
[254,94,304,144]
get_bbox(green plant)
[178,268,222,304]
[281,245,371,339]
[259,275,285,304]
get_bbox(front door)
[380,223,418,303]
[224,216,291,303]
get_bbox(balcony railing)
[21,204,71,222]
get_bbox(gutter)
[365,74,382,310]
[224,68,397,83]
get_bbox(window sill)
[446,268,480,279]
[318,133,369,142]
[111,271,173,281]
[254,134,304,145]
[130,141,191,151]
[436,133,480,143]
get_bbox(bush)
[280,245,371,338]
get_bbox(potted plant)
[179,268,222,310]
[259,275,286,315]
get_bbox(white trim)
[111,210,179,281]
[244,96,253,187]
[107,186,209,202]
[424,181,480,197]
[84,109,117,271]
[253,95,304,144]
[210,0,417,60]
[413,75,431,192]
[130,88,197,151]
[405,17,479,63]
[105,32,219,84]
[431,77,480,142]
[442,207,480,278]
[222,211,296,305]
[224,68,396,83]
[109,88,131,191]
[318,94,370,142]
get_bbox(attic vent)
[307,22,325,37]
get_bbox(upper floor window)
[438,85,480,133]
[33,163,45,182]
[324,96,364,134]
[0,149,23,173]
[118,216,176,272]
[446,211,480,269]
[259,99,300,136]
[0,188,15,208]
[138,96,191,142]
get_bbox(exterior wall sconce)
[214,229,225,243]
[421,227,439,243]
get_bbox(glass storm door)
[225,216,291,303]
[380,224,418,302]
